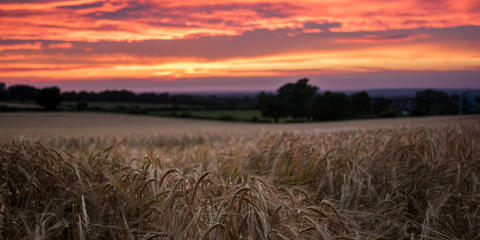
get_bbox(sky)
[1,0,479,92]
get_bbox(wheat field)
[1,113,479,239]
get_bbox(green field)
[61,101,198,109]
[0,101,42,109]
[151,110,305,123]
[151,109,266,121]
[1,101,303,122]
[62,102,271,122]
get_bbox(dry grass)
[1,113,479,239]
[1,112,476,143]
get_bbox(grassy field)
[151,110,303,123]
[151,110,265,121]
[0,101,42,109]
[14,101,265,122]
[61,101,197,110]
[0,113,479,239]
[0,101,319,122]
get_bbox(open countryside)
[2,0,480,239]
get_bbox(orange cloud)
[333,33,428,44]
[0,42,42,52]
[1,42,479,80]
[48,42,74,49]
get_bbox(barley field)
[1,113,479,239]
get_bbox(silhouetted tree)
[0,82,5,100]
[7,85,37,102]
[257,92,287,123]
[412,89,455,116]
[35,87,63,110]
[372,97,392,114]
[309,91,351,121]
[277,78,318,120]
[350,91,372,116]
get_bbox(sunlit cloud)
[0,42,42,52]
[1,42,479,81]
[48,42,74,49]
[333,33,428,43]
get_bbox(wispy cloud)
[48,42,73,49]
[0,42,42,51]
[333,33,428,43]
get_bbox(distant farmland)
[0,113,479,239]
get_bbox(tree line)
[0,83,63,110]
[257,78,478,122]
[0,83,256,110]
[1,80,477,122]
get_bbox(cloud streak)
[2,0,479,42]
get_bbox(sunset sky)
[1,0,480,92]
